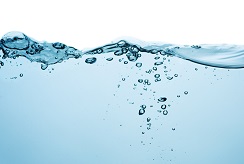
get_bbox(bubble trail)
[1,31,244,69]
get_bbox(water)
[1,31,244,164]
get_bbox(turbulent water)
[1,31,244,70]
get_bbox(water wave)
[1,31,244,69]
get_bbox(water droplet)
[117,40,126,47]
[85,57,97,64]
[136,62,142,67]
[154,74,160,78]
[158,97,167,102]
[161,104,166,109]
[163,110,168,115]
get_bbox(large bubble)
[1,31,29,50]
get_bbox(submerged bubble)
[154,74,160,78]
[139,109,145,115]
[163,110,168,115]
[158,97,167,102]
[106,57,113,61]
[41,64,48,70]
[136,62,142,67]
[19,73,23,77]
[147,117,151,122]
[138,79,143,83]
[154,61,163,66]
[184,91,188,95]
[85,57,97,64]
[52,42,66,49]
[161,104,166,109]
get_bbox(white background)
[1,0,244,48]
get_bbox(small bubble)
[155,78,161,82]
[138,79,143,83]
[106,57,113,61]
[161,104,166,109]
[172,128,175,131]
[139,109,145,115]
[85,57,97,64]
[0,61,4,66]
[154,74,160,78]
[184,91,188,95]
[163,110,168,115]
[166,76,173,80]
[52,42,66,49]
[154,61,163,66]
[177,95,180,98]
[158,97,167,102]
[195,68,198,71]
[136,62,142,67]
[140,105,146,109]
[122,78,125,81]
[19,73,23,77]
[154,56,160,60]
[153,67,157,71]
[41,64,48,70]
[174,74,178,77]
[147,117,151,122]
[144,79,149,84]
[124,61,128,64]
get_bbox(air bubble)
[184,91,188,95]
[139,109,145,115]
[106,57,113,61]
[154,74,160,78]
[136,62,142,67]
[161,104,166,109]
[154,61,163,66]
[138,79,143,83]
[20,73,23,77]
[158,97,167,102]
[52,42,66,49]
[163,110,168,115]
[85,57,97,64]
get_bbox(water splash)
[1,31,244,70]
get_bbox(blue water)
[1,31,244,164]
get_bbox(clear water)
[1,31,244,164]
